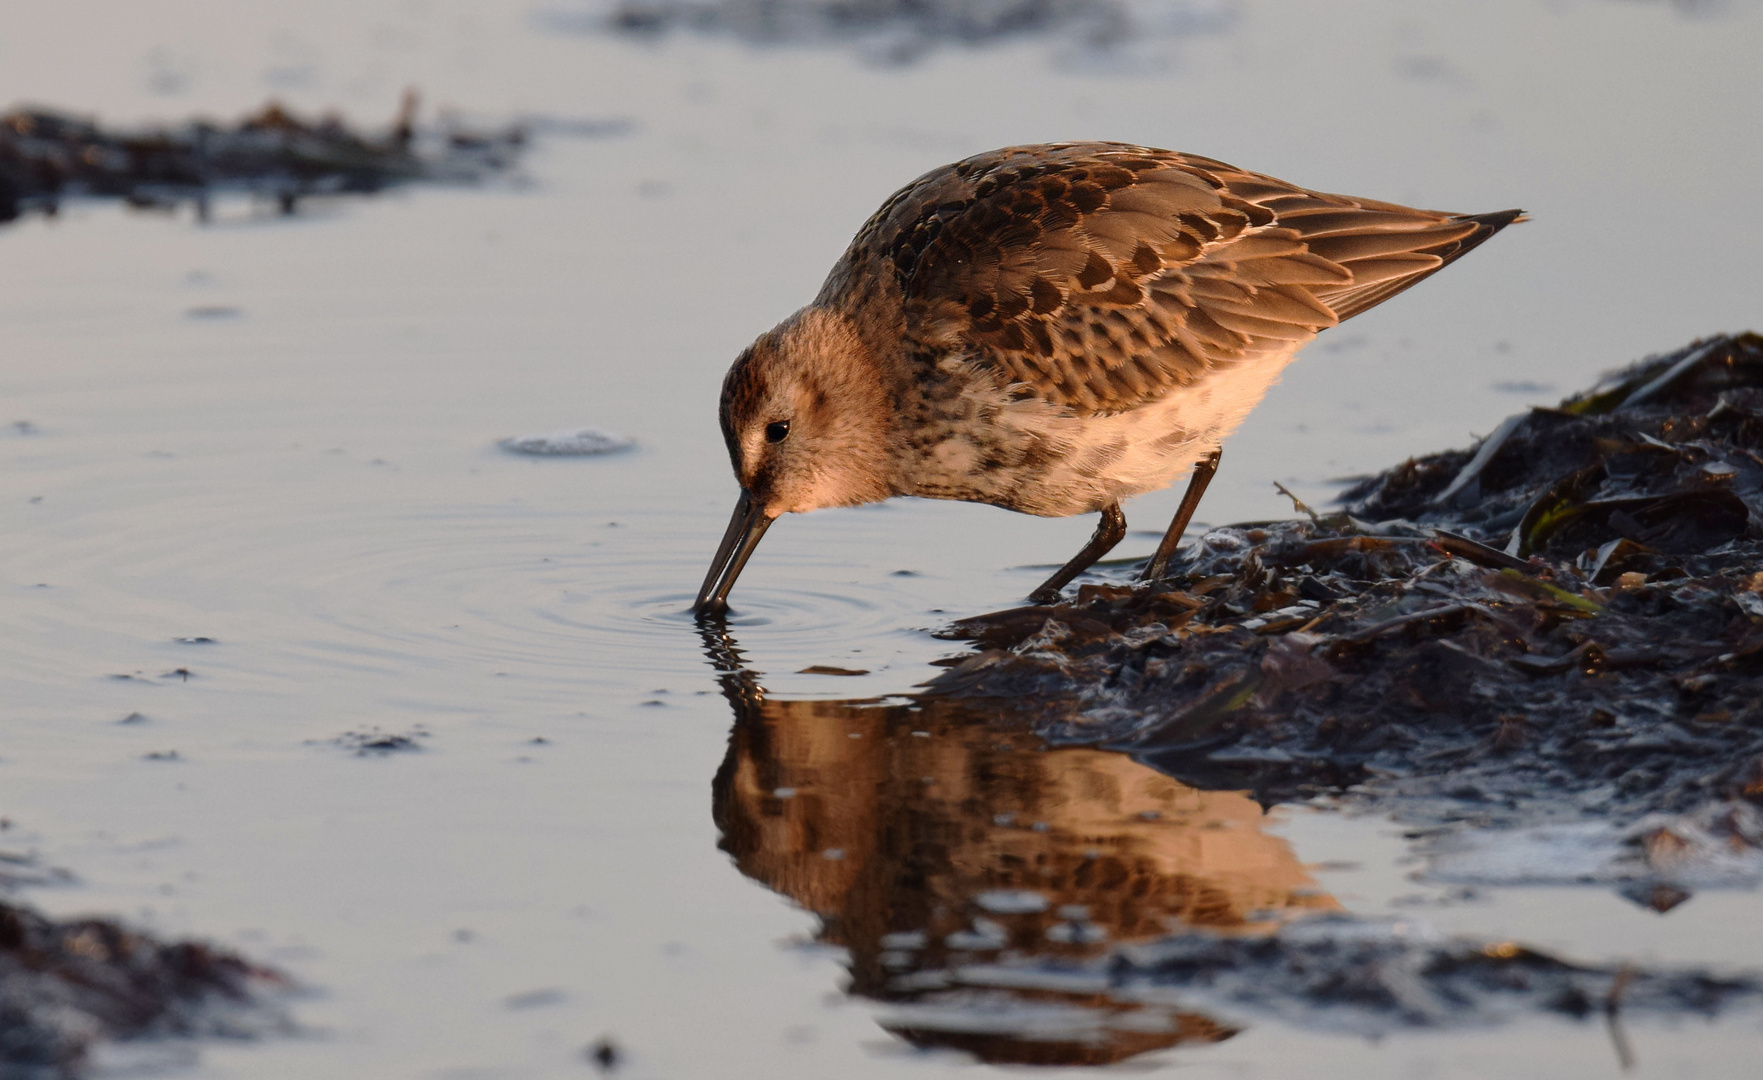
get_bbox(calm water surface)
[2,0,1762,1076]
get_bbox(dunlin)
[693,143,1520,616]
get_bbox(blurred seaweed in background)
[0,93,526,227]
[539,0,1237,64]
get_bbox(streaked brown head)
[693,307,894,617]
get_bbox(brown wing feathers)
[849,144,1520,416]
[1306,208,1524,320]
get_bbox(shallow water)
[3,0,1763,1076]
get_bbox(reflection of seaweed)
[700,635,1763,1067]
[1114,928,1757,1033]
[542,0,1236,63]
[925,335,1763,854]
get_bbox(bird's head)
[718,307,895,514]
[693,307,893,616]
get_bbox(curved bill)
[692,489,774,618]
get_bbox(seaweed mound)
[0,899,288,1077]
[928,333,1763,837]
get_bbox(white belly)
[997,344,1303,516]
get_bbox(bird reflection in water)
[700,629,1340,1067]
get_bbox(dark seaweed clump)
[928,333,1763,828]
[0,95,523,225]
[323,727,430,755]
[0,900,288,1077]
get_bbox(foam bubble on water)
[498,428,634,456]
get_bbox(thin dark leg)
[1141,449,1222,584]
[1028,503,1127,605]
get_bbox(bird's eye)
[765,420,791,443]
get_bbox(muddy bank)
[0,96,524,225]
[924,334,1763,859]
[1,889,288,1079]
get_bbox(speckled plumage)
[696,142,1520,613]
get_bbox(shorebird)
[693,143,1520,616]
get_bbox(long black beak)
[692,489,774,618]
